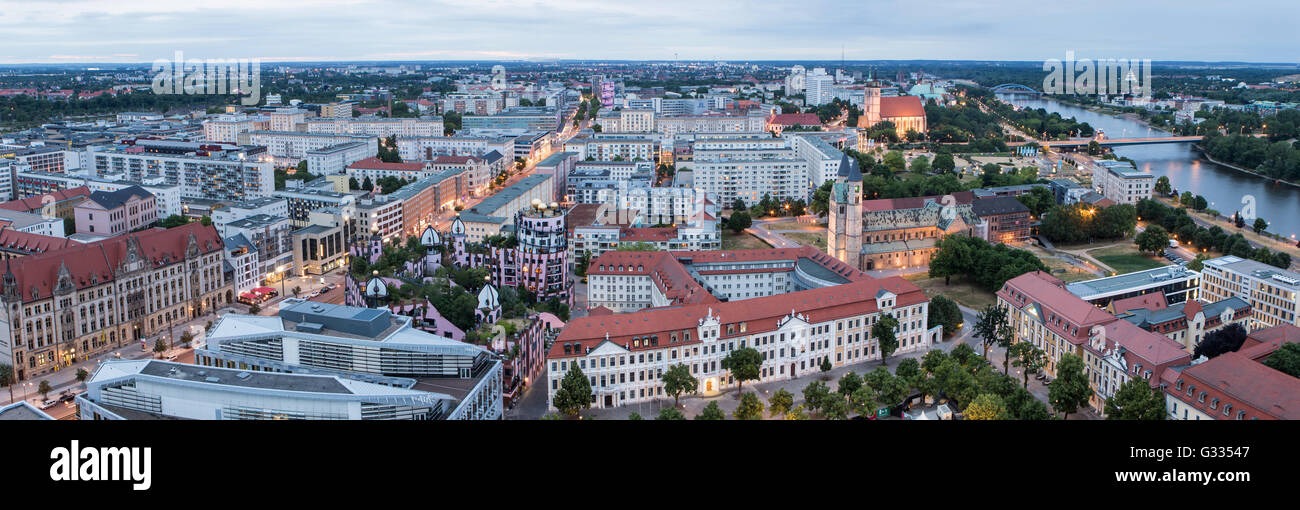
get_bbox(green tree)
[38,380,51,400]
[768,388,794,417]
[784,405,811,420]
[849,385,879,418]
[819,357,832,376]
[837,371,862,402]
[927,295,961,335]
[656,407,686,420]
[1048,353,1091,420]
[553,365,593,418]
[1135,225,1170,254]
[895,358,922,390]
[1253,217,1269,234]
[733,392,765,420]
[153,338,167,357]
[1262,343,1300,378]
[883,151,906,172]
[865,367,908,414]
[932,152,955,173]
[720,347,762,397]
[628,412,643,420]
[871,314,899,366]
[973,304,1008,360]
[1104,378,1166,420]
[964,393,1007,420]
[909,155,931,173]
[76,367,89,384]
[0,363,13,403]
[727,211,752,234]
[1009,342,1046,388]
[662,364,697,407]
[1154,176,1172,196]
[801,380,832,417]
[696,401,726,420]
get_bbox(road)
[745,219,801,249]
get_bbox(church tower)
[420,225,442,275]
[827,152,862,268]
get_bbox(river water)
[999,94,1300,241]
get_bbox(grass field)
[903,274,997,311]
[783,232,827,251]
[722,231,772,250]
[1024,246,1101,283]
[764,221,825,232]
[1086,244,1169,275]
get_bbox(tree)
[628,412,643,420]
[973,304,1008,360]
[720,347,762,398]
[932,152,955,173]
[1263,343,1300,378]
[909,155,931,174]
[965,393,1007,420]
[349,177,360,190]
[656,407,686,420]
[153,338,167,357]
[809,180,834,217]
[361,176,374,191]
[819,357,832,377]
[727,211,752,234]
[1104,378,1166,420]
[895,358,922,390]
[0,363,12,403]
[1048,353,1091,420]
[696,401,726,420]
[871,314,899,366]
[1192,323,1249,360]
[784,405,811,420]
[1154,176,1172,196]
[157,214,190,229]
[662,364,697,407]
[865,367,908,415]
[1233,212,1246,229]
[927,295,961,335]
[820,393,849,420]
[848,385,879,418]
[249,303,261,314]
[801,380,832,417]
[38,380,51,400]
[837,371,863,402]
[768,388,794,417]
[553,365,592,417]
[180,330,194,347]
[1253,217,1268,234]
[733,392,765,420]
[883,151,906,172]
[1135,225,1170,254]
[1009,342,1046,388]
[292,286,302,297]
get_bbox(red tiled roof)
[1176,341,1300,420]
[552,276,925,358]
[0,229,76,254]
[347,157,427,172]
[4,222,223,304]
[0,186,91,213]
[618,227,677,243]
[879,95,925,119]
[1238,324,1300,357]
[1110,293,1168,313]
[769,113,821,126]
[998,271,1115,345]
[432,155,478,165]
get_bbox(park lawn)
[722,230,772,250]
[765,221,825,231]
[903,274,997,311]
[1024,246,1099,283]
[783,232,827,251]
[1087,244,1169,275]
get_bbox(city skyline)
[2,0,1298,64]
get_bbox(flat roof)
[1066,265,1197,299]
[139,360,352,394]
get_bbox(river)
[998,94,1300,241]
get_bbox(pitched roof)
[0,228,76,254]
[84,185,154,210]
[769,113,822,126]
[347,157,427,172]
[1177,336,1300,420]
[970,196,1029,217]
[862,191,976,212]
[4,222,223,303]
[0,186,90,213]
[879,95,925,118]
[998,271,1116,344]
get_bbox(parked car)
[166,354,178,362]
[40,399,59,410]
[59,392,76,403]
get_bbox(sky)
[0,0,1296,64]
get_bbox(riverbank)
[1192,145,1300,190]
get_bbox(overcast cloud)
[0,0,1295,64]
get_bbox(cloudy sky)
[1,0,1295,64]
